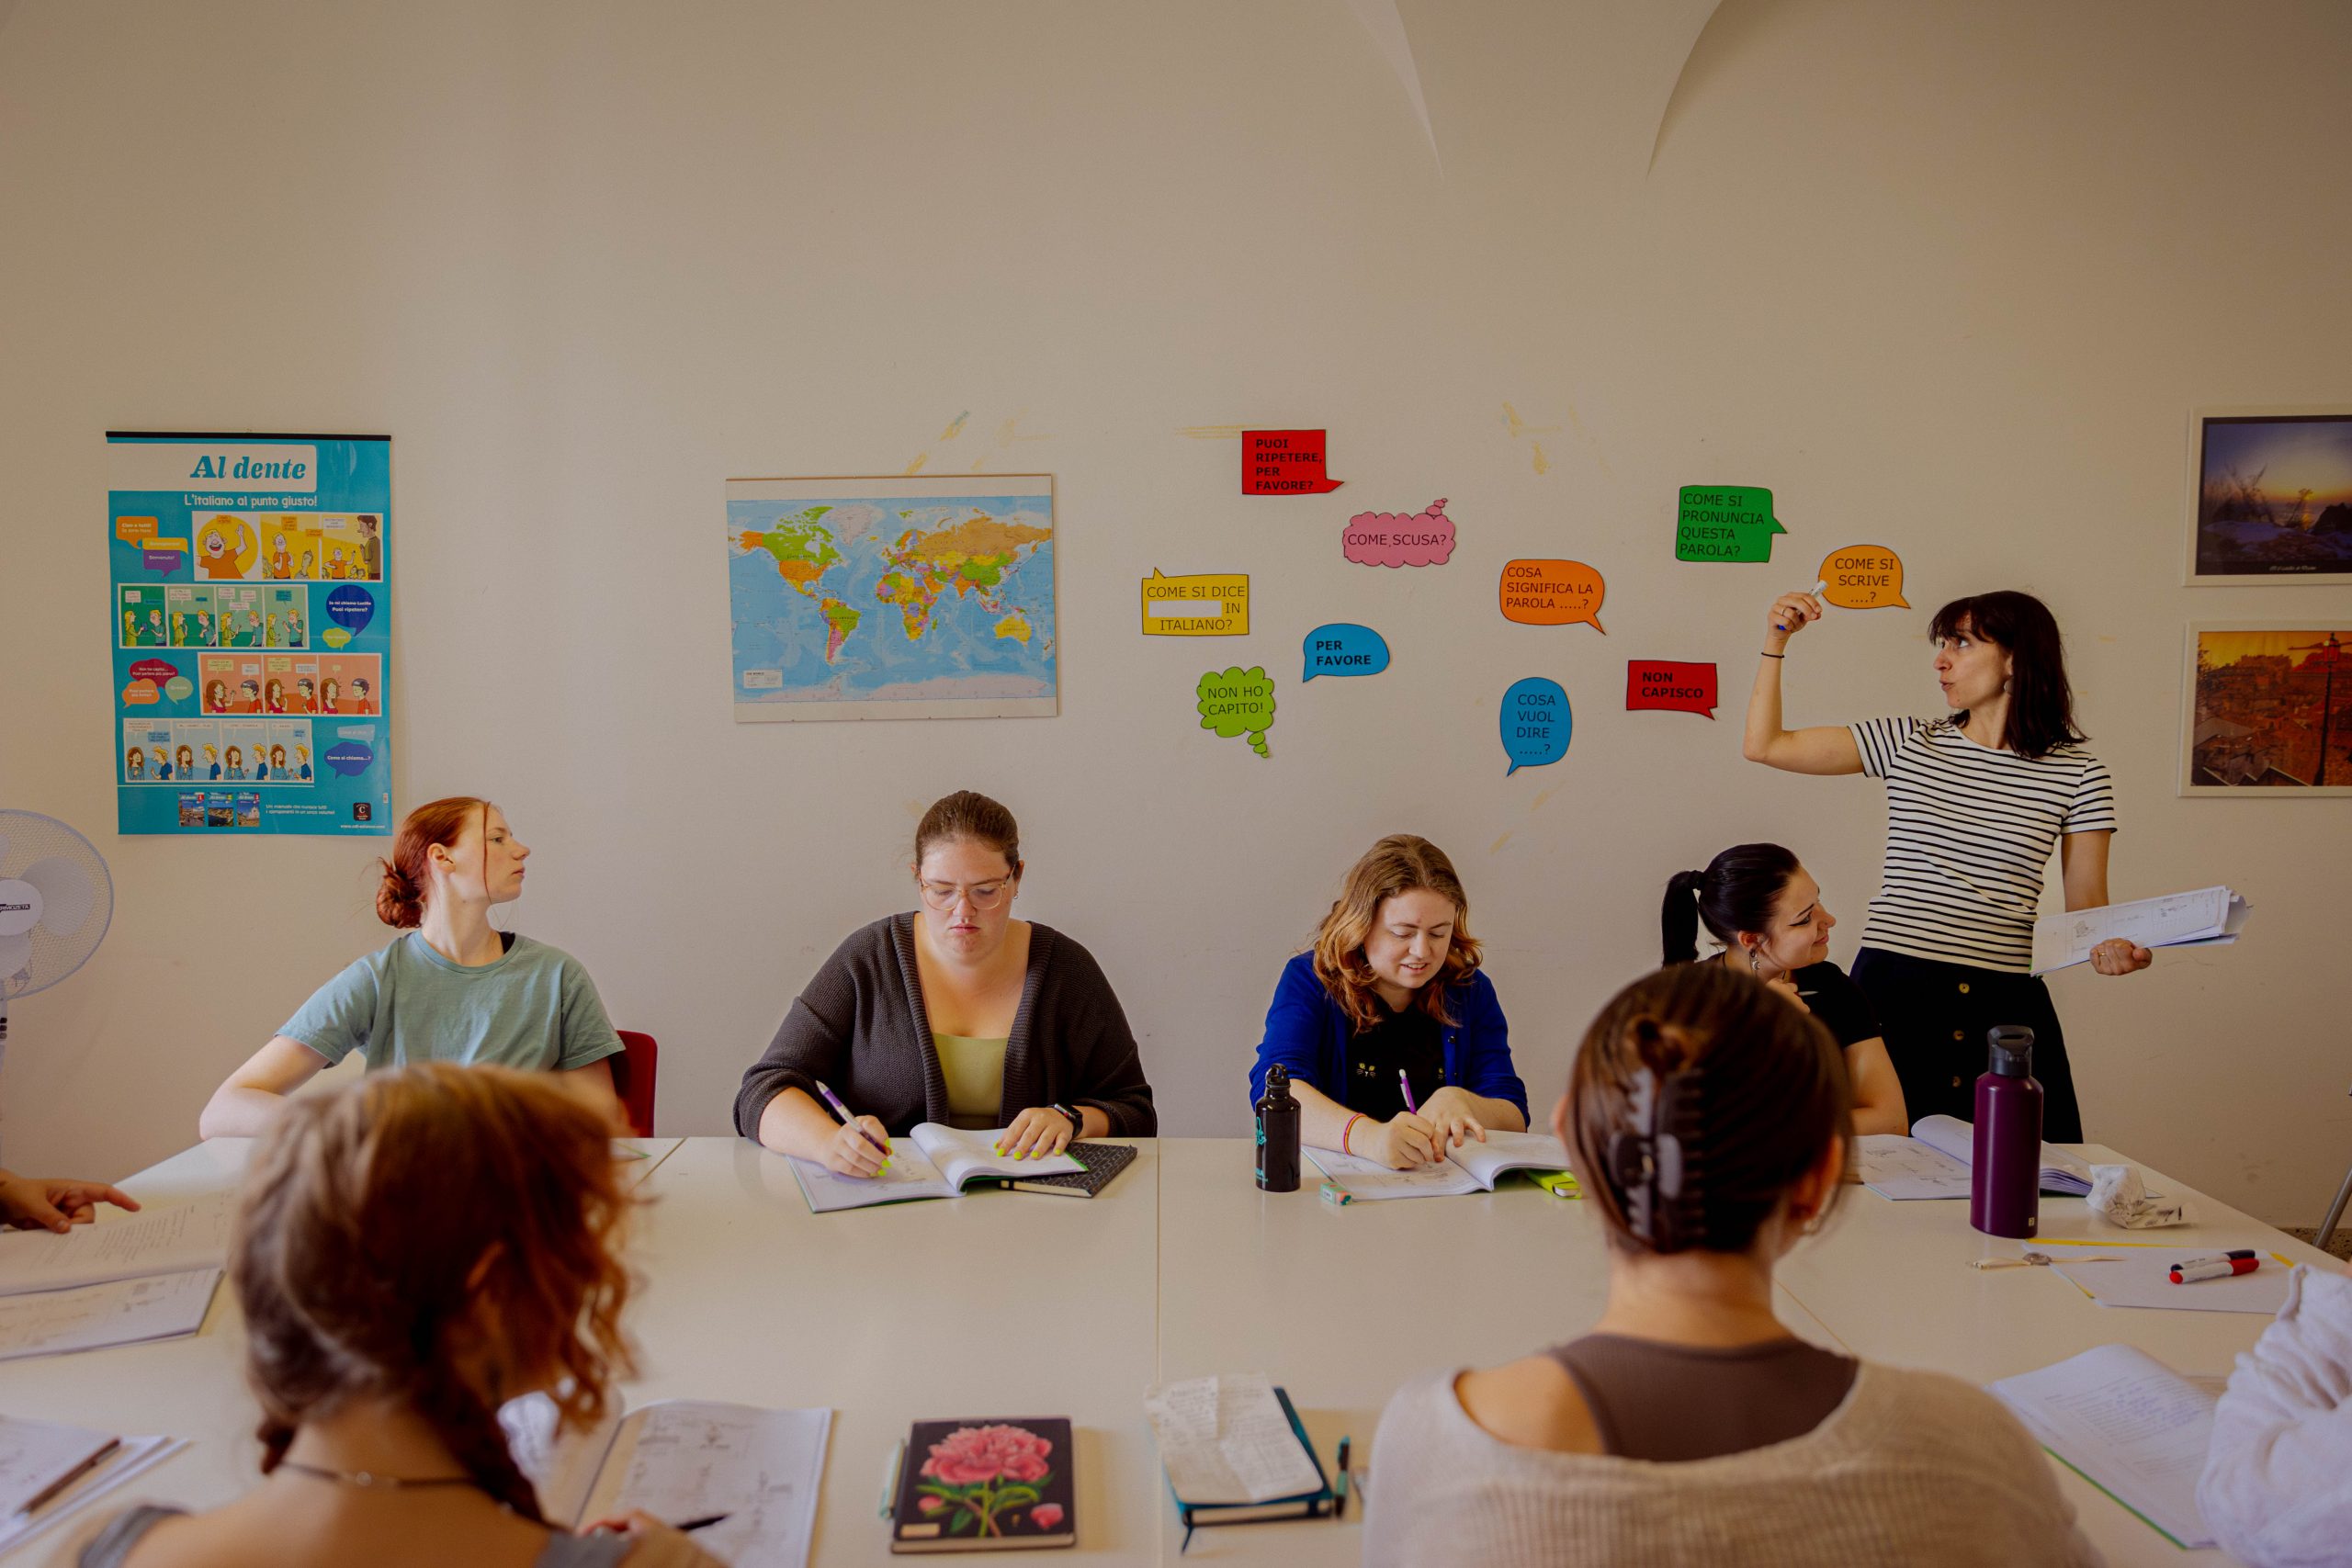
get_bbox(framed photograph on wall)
[2185,406,2352,583]
[2181,622,2352,795]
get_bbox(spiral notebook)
[998,1141,1137,1199]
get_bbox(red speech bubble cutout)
[1499,558,1605,632]
[1242,430,1343,494]
[1626,660,1718,718]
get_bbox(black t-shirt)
[1342,1002,1447,1120]
[1791,961,1882,1049]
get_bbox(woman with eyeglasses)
[734,790,1157,1176]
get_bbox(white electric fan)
[0,811,115,1061]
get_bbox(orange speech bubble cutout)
[116,515,159,540]
[1817,545,1908,610]
[1499,558,1607,633]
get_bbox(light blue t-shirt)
[277,931,624,1076]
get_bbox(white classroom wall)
[3,0,2348,1226]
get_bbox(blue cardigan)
[1247,951,1528,1120]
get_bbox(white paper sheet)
[1144,1373,1322,1506]
[0,1433,185,1556]
[0,1194,232,1297]
[2032,886,2250,974]
[2052,1251,2291,1314]
[1991,1344,2216,1548]
[0,1416,119,1517]
[1304,1146,1482,1200]
[0,1268,220,1362]
[581,1402,831,1568]
[1856,1134,1973,1200]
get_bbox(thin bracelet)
[1341,1113,1365,1156]
[1759,651,1785,659]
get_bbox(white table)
[0,1135,2332,1566]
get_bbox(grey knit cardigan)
[732,914,1157,1139]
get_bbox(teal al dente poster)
[107,432,392,836]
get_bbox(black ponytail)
[1660,844,1802,965]
[1660,870,1709,964]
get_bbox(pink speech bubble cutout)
[1342,499,1456,569]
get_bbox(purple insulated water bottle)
[1971,1025,2043,1238]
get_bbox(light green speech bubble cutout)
[1196,666,1275,758]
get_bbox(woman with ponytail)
[1662,845,1906,1134]
[198,798,626,1138]
[64,1065,718,1568]
[1363,964,2097,1568]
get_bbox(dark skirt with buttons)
[1849,946,2083,1143]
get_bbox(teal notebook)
[1162,1387,1332,1552]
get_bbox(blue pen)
[814,1079,891,1163]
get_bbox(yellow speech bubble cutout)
[1140,570,1250,636]
[1817,545,1909,610]
[322,626,352,649]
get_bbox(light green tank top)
[933,1032,1009,1130]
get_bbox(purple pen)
[1398,1068,1419,1114]
[813,1079,891,1157]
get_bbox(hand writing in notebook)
[1361,1113,1442,1169]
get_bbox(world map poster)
[727,474,1057,722]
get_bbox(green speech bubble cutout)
[1196,666,1275,758]
[1675,485,1787,563]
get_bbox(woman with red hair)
[68,1065,718,1567]
[198,797,626,1138]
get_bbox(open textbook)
[1306,1130,1574,1201]
[0,1268,220,1362]
[785,1122,1083,1213]
[1857,1114,2092,1200]
[1990,1345,2217,1549]
[503,1395,831,1568]
[2031,886,2250,975]
[0,1193,232,1297]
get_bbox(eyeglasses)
[918,879,1012,911]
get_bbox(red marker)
[2170,1256,2259,1283]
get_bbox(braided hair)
[232,1063,639,1518]
[1568,964,1852,1256]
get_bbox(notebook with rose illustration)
[890,1416,1076,1552]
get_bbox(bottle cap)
[1265,1064,1290,1097]
[1986,1025,2035,1077]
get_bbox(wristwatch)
[1049,1102,1081,1138]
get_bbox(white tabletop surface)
[1,1134,2334,1566]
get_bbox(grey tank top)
[77,1504,636,1568]
[1547,1333,1859,1461]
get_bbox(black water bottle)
[1255,1065,1300,1191]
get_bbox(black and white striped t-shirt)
[1849,716,2118,973]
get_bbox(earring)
[2002,677,2012,694]
[1748,951,1761,974]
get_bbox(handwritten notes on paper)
[1144,1373,1321,1505]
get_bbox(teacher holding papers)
[1742,588,2148,1139]
[1248,835,1528,1171]
[734,791,1156,1176]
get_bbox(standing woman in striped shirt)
[1740,588,2149,1140]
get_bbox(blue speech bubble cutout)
[322,739,375,778]
[325,585,376,635]
[1500,677,1572,775]
[1301,623,1391,682]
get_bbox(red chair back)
[612,1030,659,1137]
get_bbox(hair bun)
[374,860,424,929]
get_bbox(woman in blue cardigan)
[1249,835,1528,1169]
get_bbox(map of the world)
[727,476,1057,720]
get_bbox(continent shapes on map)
[740,507,866,661]
[875,511,1051,642]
